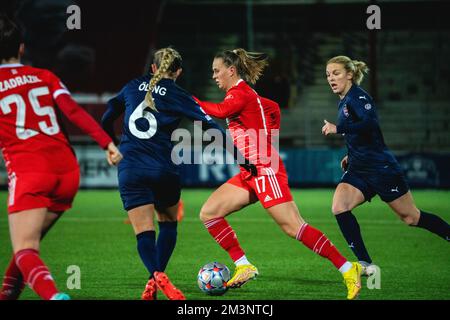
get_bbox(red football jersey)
[196,79,284,175]
[0,63,111,175]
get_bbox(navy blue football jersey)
[102,76,225,173]
[336,84,399,170]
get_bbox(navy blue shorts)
[340,166,409,203]
[118,168,181,211]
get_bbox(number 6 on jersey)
[128,101,158,139]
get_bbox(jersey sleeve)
[44,70,71,100]
[175,93,227,133]
[194,89,247,119]
[43,71,112,148]
[101,89,126,145]
[55,94,112,149]
[176,93,248,164]
[336,96,378,134]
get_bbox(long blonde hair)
[215,48,269,84]
[327,55,369,85]
[144,47,182,111]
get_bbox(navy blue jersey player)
[322,55,449,276]
[101,47,255,300]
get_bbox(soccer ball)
[197,262,231,296]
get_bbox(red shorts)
[227,167,293,208]
[7,168,80,214]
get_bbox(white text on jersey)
[0,75,42,92]
[138,82,167,96]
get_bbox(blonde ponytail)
[144,47,182,111]
[327,55,369,85]
[352,60,369,85]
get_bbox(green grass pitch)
[1,189,449,300]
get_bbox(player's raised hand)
[106,142,123,166]
[322,119,337,136]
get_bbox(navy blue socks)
[156,222,178,271]
[415,210,450,241]
[335,211,373,264]
[136,231,158,276]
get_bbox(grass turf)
[0,189,449,300]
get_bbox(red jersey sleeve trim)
[53,89,71,100]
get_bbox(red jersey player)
[195,48,362,300]
[0,15,122,300]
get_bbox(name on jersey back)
[0,75,42,92]
[138,82,167,96]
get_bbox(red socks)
[204,218,245,262]
[14,249,59,300]
[297,223,347,269]
[0,257,25,300]
[203,218,348,271]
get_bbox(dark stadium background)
[0,0,449,303]
[1,0,449,189]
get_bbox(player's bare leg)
[156,202,178,222]
[6,209,67,300]
[332,183,365,217]
[200,183,259,288]
[267,201,362,300]
[128,204,156,235]
[388,191,449,241]
[332,183,374,275]
[41,212,63,238]
[266,201,304,237]
[1,211,64,300]
[123,217,131,224]
[124,200,185,224]
[200,183,256,221]
[2,208,46,300]
[388,191,420,226]
[9,208,47,253]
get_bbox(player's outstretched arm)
[55,94,112,149]
[192,92,246,119]
[185,95,257,176]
